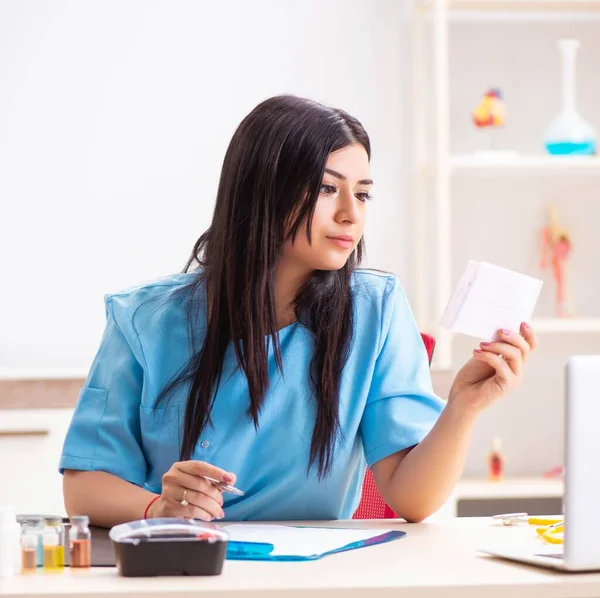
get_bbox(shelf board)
[436,319,600,339]
[455,476,563,500]
[448,0,600,11]
[0,368,89,381]
[531,317,600,333]
[419,0,600,12]
[449,155,600,175]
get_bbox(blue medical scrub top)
[59,270,445,520]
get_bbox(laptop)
[479,355,600,571]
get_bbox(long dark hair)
[157,95,371,477]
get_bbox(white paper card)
[440,261,543,341]
[222,524,393,557]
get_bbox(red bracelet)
[143,495,160,519]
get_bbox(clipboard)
[224,525,406,561]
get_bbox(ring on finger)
[180,489,189,507]
[498,354,504,360]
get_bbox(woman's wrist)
[143,494,161,519]
[444,392,482,423]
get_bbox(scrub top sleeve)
[360,276,445,468]
[59,295,147,486]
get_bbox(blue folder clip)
[225,530,405,561]
[226,541,275,559]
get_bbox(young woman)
[61,95,537,527]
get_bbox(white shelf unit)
[411,0,600,370]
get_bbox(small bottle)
[68,516,91,569]
[20,532,38,574]
[0,507,21,578]
[488,437,504,482]
[21,516,44,567]
[43,516,64,572]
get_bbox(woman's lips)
[327,236,353,249]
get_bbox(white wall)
[5,1,595,480]
[0,0,408,374]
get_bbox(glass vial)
[20,532,38,574]
[488,437,504,482]
[43,517,64,572]
[68,516,91,569]
[21,516,44,567]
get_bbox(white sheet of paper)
[440,261,543,341]
[222,524,392,557]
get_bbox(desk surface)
[1,517,599,598]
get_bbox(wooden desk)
[1,517,599,598]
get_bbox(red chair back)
[352,333,435,520]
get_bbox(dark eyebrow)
[324,168,373,186]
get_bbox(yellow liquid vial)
[43,546,63,572]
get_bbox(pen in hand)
[148,462,243,520]
[202,475,245,496]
